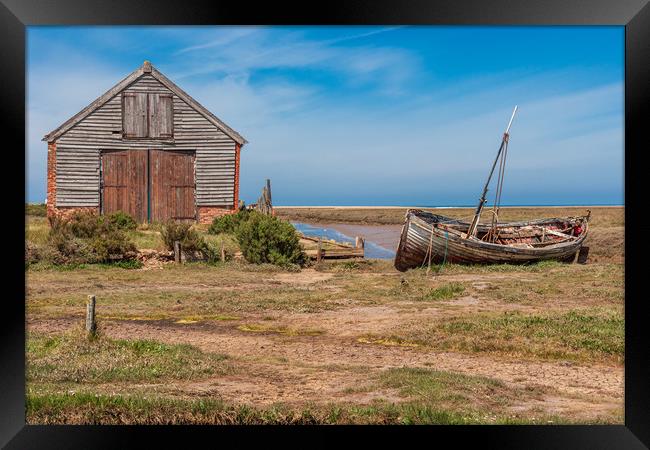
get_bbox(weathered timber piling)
[355,236,365,249]
[174,241,181,263]
[86,295,96,337]
[317,237,323,263]
[253,179,273,215]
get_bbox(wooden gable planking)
[54,73,237,208]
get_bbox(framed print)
[2,0,648,448]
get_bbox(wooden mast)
[466,106,518,238]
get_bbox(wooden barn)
[44,61,247,224]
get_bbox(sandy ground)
[27,267,623,421]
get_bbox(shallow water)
[292,222,396,259]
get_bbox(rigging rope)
[422,225,449,276]
[489,134,509,242]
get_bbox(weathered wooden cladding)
[54,73,237,208]
[55,146,100,206]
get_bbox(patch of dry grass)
[26,216,50,246]
[27,391,591,425]
[363,308,623,363]
[27,326,232,384]
[475,263,624,307]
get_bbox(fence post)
[317,237,322,263]
[174,240,181,263]
[86,295,96,337]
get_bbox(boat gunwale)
[408,214,588,254]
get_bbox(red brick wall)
[50,206,99,221]
[233,143,241,210]
[197,206,236,224]
[46,141,57,218]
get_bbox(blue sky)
[27,26,624,206]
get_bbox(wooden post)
[86,295,96,337]
[317,237,322,263]
[355,236,365,249]
[174,241,181,263]
[220,241,226,262]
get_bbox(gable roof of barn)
[43,61,247,145]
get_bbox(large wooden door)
[149,149,196,222]
[101,150,148,222]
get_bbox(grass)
[27,327,232,384]
[26,253,623,321]
[126,229,166,251]
[422,282,465,300]
[357,336,420,347]
[26,361,621,424]
[237,323,325,336]
[27,391,598,425]
[26,216,50,246]
[27,260,144,271]
[476,263,624,306]
[421,259,564,275]
[377,367,549,416]
[366,309,624,363]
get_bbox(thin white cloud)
[169,27,420,97]
[175,27,260,54]
[321,26,407,44]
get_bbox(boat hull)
[394,210,588,271]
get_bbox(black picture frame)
[2,0,648,448]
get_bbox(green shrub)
[207,209,252,235]
[30,212,138,267]
[107,211,137,230]
[46,217,96,264]
[89,229,137,262]
[202,234,239,264]
[161,221,205,253]
[235,212,306,266]
[64,211,104,238]
[200,241,225,264]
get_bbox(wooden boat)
[394,209,589,270]
[394,106,590,270]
